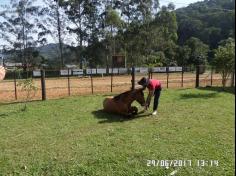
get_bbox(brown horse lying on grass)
[103,87,146,117]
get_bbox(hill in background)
[176,0,235,49]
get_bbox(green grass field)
[0,87,235,176]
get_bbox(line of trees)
[0,0,235,75]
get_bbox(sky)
[159,0,203,9]
[0,0,204,9]
[0,0,204,48]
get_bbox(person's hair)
[138,77,148,87]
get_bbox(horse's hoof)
[130,106,138,115]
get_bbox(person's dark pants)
[153,88,161,111]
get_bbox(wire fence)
[0,66,234,103]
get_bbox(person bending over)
[138,77,162,115]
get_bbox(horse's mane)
[113,90,132,101]
[113,88,143,101]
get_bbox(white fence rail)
[32,67,183,77]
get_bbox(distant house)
[4,62,23,69]
[65,64,77,69]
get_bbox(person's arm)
[145,89,154,109]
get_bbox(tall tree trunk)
[56,1,64,69]
[222,71,226,90]
[22,15,27,72]
[231,71,235,87]
[79,2,83,69]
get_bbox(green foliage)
[120,4,179,66]
[176,45,191,66]
[185,37,209,66]
[1,0,235,68]
[143,52,165,67]
[0,0,40,69]
[105,7,123,28]
[213,38,235,88]
[176,0,235,49]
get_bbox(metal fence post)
[40,69,46,101]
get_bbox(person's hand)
[144,104,149,110]
[0,66,6,81]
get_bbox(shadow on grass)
[0,100,42,118]
[92,110,151,124]
[180,92,218,99]
[179,86,235,99]
[197,86,235,95]
[0,99,42,106]
[0,109,23,118]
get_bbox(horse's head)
[133,88,146,106]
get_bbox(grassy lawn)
[0,88,234,176]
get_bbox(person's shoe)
[152,111,157,115]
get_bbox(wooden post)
[148,68,153,79]
[148,68,151,79]
[196,65,200,88]
[231,71,235,87]
[14,70,17,100]
[111,67,113,92]
[210,67,213,86]
[67,68,71,96]
[41,69,46,101]
[131,66,135,90]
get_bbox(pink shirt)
[147,79,161,90]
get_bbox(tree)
[151,4,178,66]
[176,0,235,49]
[214,38,235,89]
[0,0,40,71]
[104,6,123,55]
[17,78,38,111]
[176,45,191,66]
[40,0,70,68]
[185,37,209,66]
[84,0,101,45]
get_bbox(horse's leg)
[119,103,133,117]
